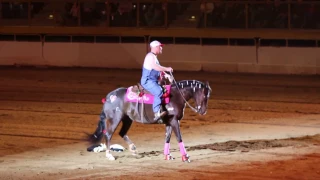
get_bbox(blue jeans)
[142,81,163,113]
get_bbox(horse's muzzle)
[196,106,207,115]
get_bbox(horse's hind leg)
[119,115,137,155]
[104,113,122,160]
[164,125,174,160]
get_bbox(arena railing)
[0,33,319,49]
[1,0,319,29]
[0,0,320,47]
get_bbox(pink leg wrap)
[179,142,187,155]
[164,143,170,155]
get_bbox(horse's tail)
[88,110,106,144]
[88,88,125,144]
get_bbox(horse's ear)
[205,81,212,91]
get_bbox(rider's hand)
[166,67,173,72]
[164,73,173,83]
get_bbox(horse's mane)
[171,80,207,89]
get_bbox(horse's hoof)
[129,143,138,155]
[106,153,115,161]
[129,144,136,151]
[182,154,191,163]
[164,154,175,160]
[93,143,107,153]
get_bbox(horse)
[88,77,211,162]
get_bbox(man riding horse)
[87,40,211,162]
[140,40,173,121]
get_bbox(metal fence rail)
[0,0,319,30]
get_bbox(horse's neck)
[181,87,194,101]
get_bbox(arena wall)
[0,41,319,75]
[0,42,44,66]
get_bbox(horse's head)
[173,80,211,115]
[193,81,211,115]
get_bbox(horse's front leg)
[171,119,191,163]
[164,125,174,160]
[119,116,137,155]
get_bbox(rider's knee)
[156,89,163,97]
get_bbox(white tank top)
[143,52,159,70]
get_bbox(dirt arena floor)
[0,67,320,180]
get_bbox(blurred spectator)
[0,0,319,29]
[224,2,245,28]
[211,1,225,27]
[197,0,214,28]
[81,1,95,26]
[291,0,305,28]
[1,2,28,19]
[249,0,287,28]
[144,3,164,27]
[0,3,2,19]
[70,2,79,25]
[272,0,288,28]
[110,0,135,27]
[304,4,316,29]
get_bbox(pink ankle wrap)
[179,142,187,155]
[164,143,170,155]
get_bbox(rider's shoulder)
[146,52,155,56]
[145,53,155,59]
